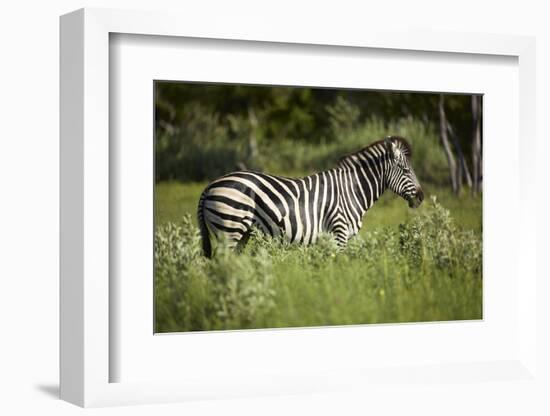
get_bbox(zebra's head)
[384,136,424,208]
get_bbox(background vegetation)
[154,82,483,332]
[155,83,481,193]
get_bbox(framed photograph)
[60,8,538,408]
[152,80,483,334]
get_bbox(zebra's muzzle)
[408,188,424,208]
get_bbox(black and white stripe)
[198,136,424,257]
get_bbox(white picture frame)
[60,7,538,408]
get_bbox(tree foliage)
[155,82,482,193]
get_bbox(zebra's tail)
[197,191,212,258]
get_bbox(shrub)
[154,215,276,331]
[207,245,275,327]
[398,196,482,273]
[326,96,361,140]
[154,198,482,331]
[155,103,248,182]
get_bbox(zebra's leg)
[235,216,283,251]
[333,228,349,248]
[203,205,254,254]
[216,230,248,253]
[225,217,254,253]
[235,229,252,252]
[329,212,349,248]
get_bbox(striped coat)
[198,136,424,257]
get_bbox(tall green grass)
[155,197,482,332]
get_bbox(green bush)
[398,196,481,272]
[155,103,254,182]
[154,216,277,331]
[154,198,482,332]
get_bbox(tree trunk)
[447,122,473,188]
[439,94,459,194]
[471,95,482,194]
[247,106,260,168]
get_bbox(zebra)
[197,136,424,257]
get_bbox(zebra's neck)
[335,143,389,213]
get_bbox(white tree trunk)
[471,95,482,194]
[439,94,459,194]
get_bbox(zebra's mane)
[337,136,412,167]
